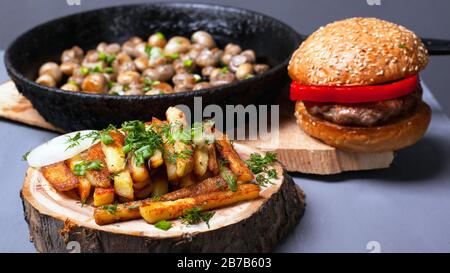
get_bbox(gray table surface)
[1,45,450,252]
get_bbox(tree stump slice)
[21,144,305,253]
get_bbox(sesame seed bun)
[288,17,429,86]
[294,101,431,153]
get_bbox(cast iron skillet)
[4,3,302,131]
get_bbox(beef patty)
[303,86,422,127]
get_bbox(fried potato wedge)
[93,187,115,207]
[174,141,194,178]
[94,175,226,225]
[66,154,91,202]
[166,106,188,128]
[94,201,141,225]
[128,154,151,190]
[134,183,154,199]
[194,145,209,177]
[152,172,169,197]
[215,132,254,183]
[85,143,111,188]
[163,176,227,200]
[113,170,134,200]
[139,183,260,224]
[163,142,178,181]
[101,131,126,173]
[179,173,197,188]
[207,143,219,175]
[78,178,92,204]
[41,161,79,192]
[149,149,163,169]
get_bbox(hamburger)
[288,17,431,153]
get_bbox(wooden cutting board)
[0,80,394,174]
[21,144,305,253]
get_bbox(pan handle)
[299,34,450,55]
[421,38,450,55]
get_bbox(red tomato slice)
[290,75,419,103]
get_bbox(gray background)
[1,0,450,253]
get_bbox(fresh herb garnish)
[154,220,172,231]
[80,65,114,75]
[98,52,116,64]
[220,66,229,73]
[107,173,119,180]
[100,133,114,145]
[219,162,237,192]
[145,45,153,57]
[103,67,114,74]
[180,207,215,228]
[102,203,118,215]
[177,148,193,159]
[121,120,163,166]
[126,204,140,210]
[255,169,277,187]
[151,194,162,201]
[80,67,90,75]
[165,53,180,60]
[245,152,277,174]
[398,43,407,49]
[245,152,278,187]
[164,150,177,164]
[155,32,165,40]
[22,150,31,161]
[107,81,115,89]
[183,59,193,67]
[81,198,87,207]
[73,160,104,176]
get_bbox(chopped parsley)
[154,220,172,231]
[398,43,407,49]
[180,207,215,228]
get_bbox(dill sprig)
[245,152,278,187]
[180,207,215,228]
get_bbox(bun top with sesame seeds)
[288,17,429,86]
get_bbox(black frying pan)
[4,3,302,131]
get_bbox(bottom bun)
[295,101,431,153]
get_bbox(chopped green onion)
[80,67,90,75]
[183,59,193,67]
[155,32,165,40]
[154,220,172,231]
[100,133,114,144]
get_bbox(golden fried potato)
[41,161,79,192]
